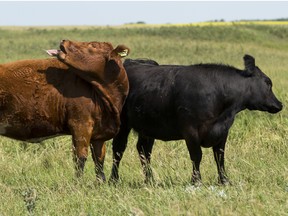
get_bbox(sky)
[0,1,288,26]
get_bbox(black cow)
[109,55,283,185]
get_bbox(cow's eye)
[89,43,97,48]
[265,79,272,88]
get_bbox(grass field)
[0,23,287,215]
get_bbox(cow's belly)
[137,129,182,141]
[130,117,182,141]
[0,116,66,141]
[0,89,67,140]
[199,118,233,148]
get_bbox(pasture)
[0,23,287,215]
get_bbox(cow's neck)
[91,80,121,111]
[71,68,126,120]
[221,77,249,114]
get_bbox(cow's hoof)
[144,176,155,185]
[109,167,120,184]
[108,176,120,185]
[191,180,202,187]
[218,177,232,186]
[96,173,106,183]
[191,173,202,186]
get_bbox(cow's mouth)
[45,44,67,59]
[60,44,67,54]
[45,49,59,56]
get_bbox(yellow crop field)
[122,20,288,28]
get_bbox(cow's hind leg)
[90,139,106,182]
[213,133,230,185]
[136,135,155,184]
[109,125,131,183]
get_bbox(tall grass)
[0,24,287,215]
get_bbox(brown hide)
[0,40,129,180]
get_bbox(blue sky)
[0,1,287,26]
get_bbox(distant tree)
[210,19,225,22]
[136,21,146,24]
[124,21,146,25]
[275,18,288,21]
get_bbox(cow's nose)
[277,102,283,111]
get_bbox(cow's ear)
[111,45,130,58]
[244,54,255,75]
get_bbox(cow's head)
[46,40,129,78]
[244,54,283,113]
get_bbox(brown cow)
[0,40,129,181]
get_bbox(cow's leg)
[109,126,131,183]
[213,134,230,185]
[184,132,202,185]
[72,144,88,178]
[90,139,106,182]
[136,135,155,183]
[69,121,93,178]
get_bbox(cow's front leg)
[72,136,89,177]
[213,137,230,185]
[109,123,131,183]
[90,139,106,182]
[189,146,202,185]
[70,122,93,178]
[136,135,155,184]
[184,131,202,185]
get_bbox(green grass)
[0,24,287,215]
